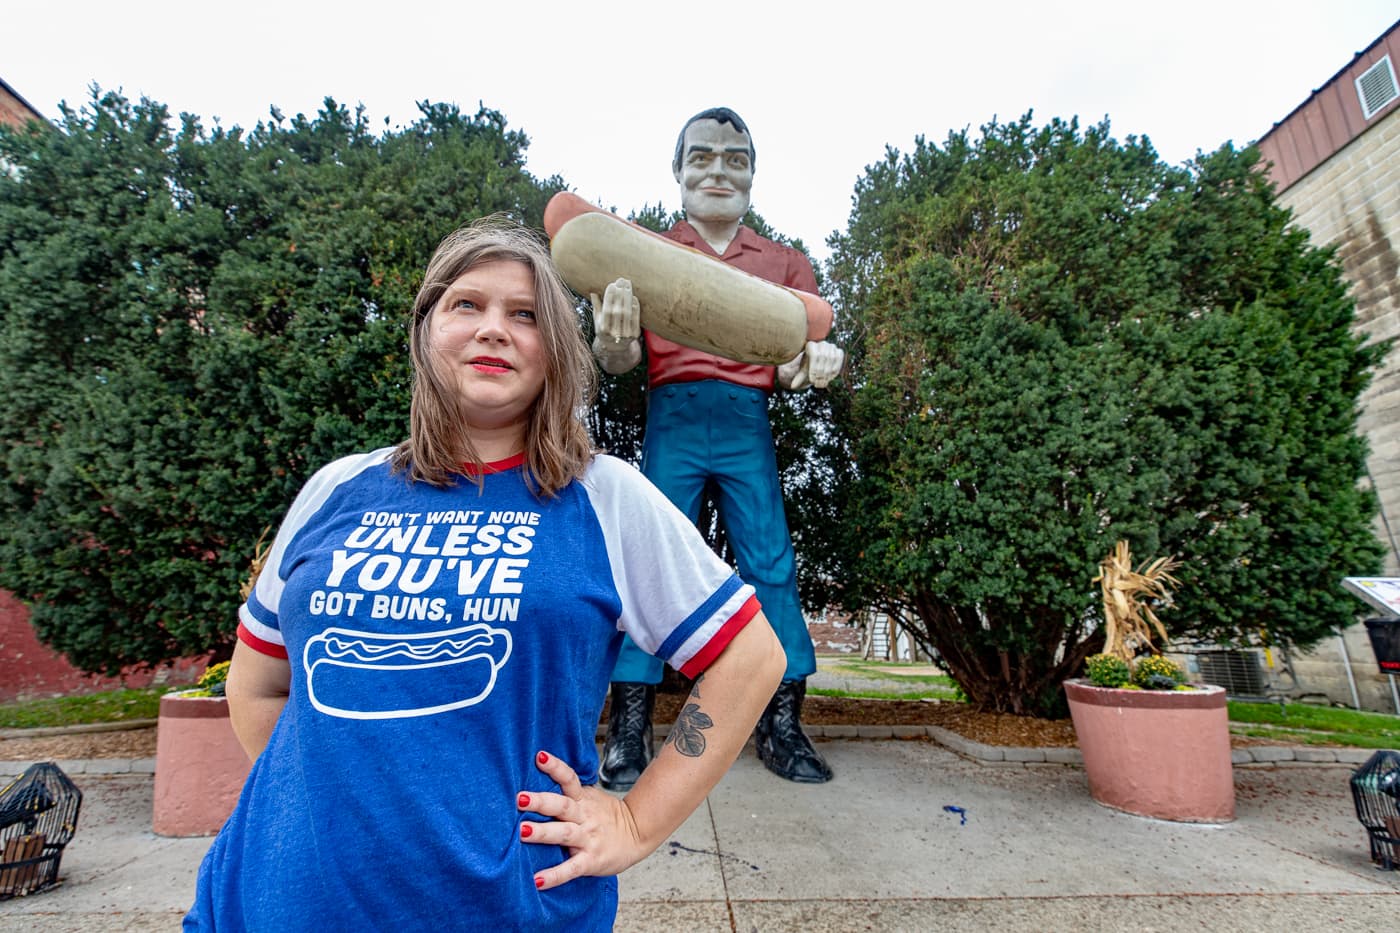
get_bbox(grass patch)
[0,686,171,730]
[819,658,957,687]
[820,660,1400,748]
[1227,701,1400,749]
[809,686,959,701]
[814,658,961,701]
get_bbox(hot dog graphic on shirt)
[303,623,513,720]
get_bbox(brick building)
[0,77,42,129]
[1254,20,1400,712]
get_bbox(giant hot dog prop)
[544,192,832,366]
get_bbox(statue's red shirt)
[644,221,825,392]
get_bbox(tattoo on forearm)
[666,704,713,757]
[666,679,713,758]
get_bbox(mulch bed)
[1,726,159,762]
[650,693,1081,748]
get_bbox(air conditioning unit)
[1194,648,1270,698]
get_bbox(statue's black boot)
[755,678,833,783]
[599,683,655,791]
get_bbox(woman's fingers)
[517,806,579,848]
[519,786,621,891]
[533,851,587,890]
[514,751,582,832]
[535,749,582,796]
[516,751,644,890]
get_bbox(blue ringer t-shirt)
[186,449,758,932]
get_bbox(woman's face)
[428,259,546,450]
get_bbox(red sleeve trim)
[678,594,761,679]
[238,622,289,659]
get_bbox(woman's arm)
[225,638,292,761]
[520,611,785,889]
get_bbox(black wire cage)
[0,762,83,898]
[1350,749,1400,870]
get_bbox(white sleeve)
[238,448,393,650]
[581,455,759,676]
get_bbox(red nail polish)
[520,824,532,839]
[537,751,549,765]
[518,793,530,809]
[534,876,544,889]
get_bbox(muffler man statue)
[591,107,844,787]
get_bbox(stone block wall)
[1271,109,1400,712]
[1274,110,1400,572]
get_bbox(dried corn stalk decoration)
[239,527,273,603]
[1094,540,1181,663]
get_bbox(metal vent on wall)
[1356,55,1399,120]
[1194,648,1270,698]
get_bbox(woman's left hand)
[517,750,648,890]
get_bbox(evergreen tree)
[0,88,559,672]
[824,115,1387,716]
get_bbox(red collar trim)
[462,452,527,476]
[670,220,761,260]
[729,225,765,253]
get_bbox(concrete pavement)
[2,738,1399,931]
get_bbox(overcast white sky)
[6,2,1397,262]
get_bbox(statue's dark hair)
[672,107,754,174]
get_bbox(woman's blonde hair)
[391,215,596,496]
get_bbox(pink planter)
[152,694,251,837]
[1064,680,1235,823]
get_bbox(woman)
[186,217,785,931]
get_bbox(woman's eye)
[514,309,537,322]
[452,298,476,311]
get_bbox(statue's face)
[674,119,753,226]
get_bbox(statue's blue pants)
[610,380,816,684]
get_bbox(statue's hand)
[779,340,844,391]
[591,278,641,346]
[590,279,643,374]
[776,351,805,389]
[804,341,844,388]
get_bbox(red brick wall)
[0,86,41,130]
[0,589,205,704]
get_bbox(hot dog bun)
[544,192,832,365]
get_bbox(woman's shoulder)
[580,452,644,488]
[299,447,398,496]
[579,453,669,507]
[272,448,399,544]
[578,454,685,527]
[313,446,395,478]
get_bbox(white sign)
[1341,577,1400,618]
